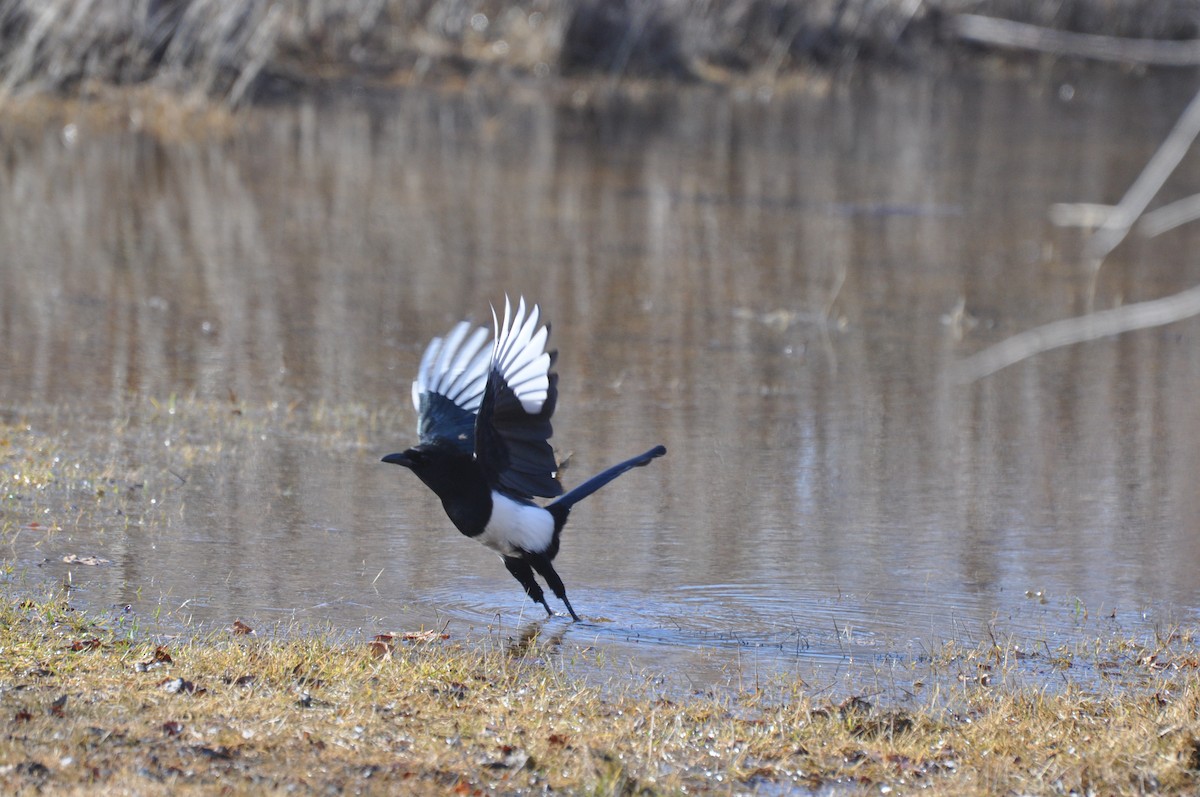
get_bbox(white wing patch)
[411,321,491,412]
[478,491,555,556]
[491,296,552,414]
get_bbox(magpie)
[382,297,666,621]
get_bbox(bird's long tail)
[548,445,666,522]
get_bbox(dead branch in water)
[954,85,1200,383]
[1139,193,1200,238]
[949,13,1200,65]
[952,285,1200,382]
[1084,87,1200,267]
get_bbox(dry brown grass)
[0,591,1198,795]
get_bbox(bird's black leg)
[528,555,580,622]
[503,556,553,617]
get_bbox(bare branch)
[949,14,1200,66]
[955,85,1200,382]
[1139,193,1200,238]
[1084,86,1200,264]
[952,284,1200,383]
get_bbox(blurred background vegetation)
[2,0,1199,106]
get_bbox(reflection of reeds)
[5,1,1200,104]
[3,67,1199,655]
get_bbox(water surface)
[2,66,1200,695]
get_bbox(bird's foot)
[561,598,581,622]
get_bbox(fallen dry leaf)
[368,634,396,659]
[135,646,174,672]
[231,620,254,636]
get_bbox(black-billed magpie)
[382,297,666,621]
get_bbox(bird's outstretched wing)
[475,297,563,500]
[411,320,491,453]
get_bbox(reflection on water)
[2,67,1200,693]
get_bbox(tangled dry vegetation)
[0,590,1196,795]
[3,0,1200,108]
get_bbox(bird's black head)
[381,447,420,470]
[381,445,443,479]
[382,443,481,501]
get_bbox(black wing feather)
[477,365,562,499]
[474,298,563,500]
[417,392,476,452]
[411,321,491,455]
[410,298,563,499]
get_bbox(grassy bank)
[1,0,1199,107]
[3,401,1200,793]
[0,593,1197,795]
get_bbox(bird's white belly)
[479,492,554,556]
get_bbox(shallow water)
[3,65,1200,695]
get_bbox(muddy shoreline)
[1,591,1199,795]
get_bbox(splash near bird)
[383,297,666,621]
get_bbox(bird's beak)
[381,452,412,467]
